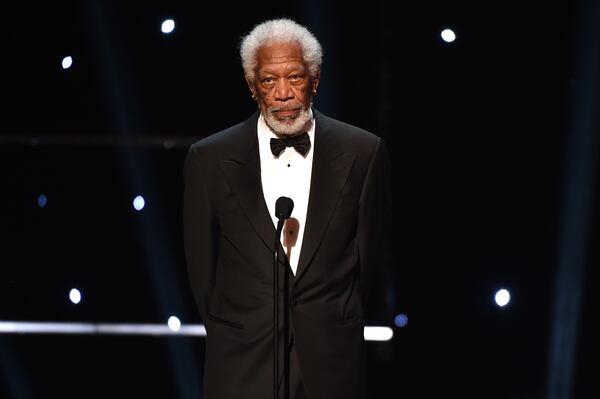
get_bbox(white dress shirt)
[258,110,315,275]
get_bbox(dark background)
[1,1,598,398]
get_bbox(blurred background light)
[69,288,81,304]
[364,326,393,341]
[161,19,175,34]
[37,194,47,208]
[495,288,511,307]
[441,28,456,43]
[394,313,409,328]
[61,56,73,69]
[167,316,181,332]
[133,195,145,211]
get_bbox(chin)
[265,107,311,136]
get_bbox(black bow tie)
[270,132,311,157]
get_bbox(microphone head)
[275,196,294,220]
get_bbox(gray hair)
[240,18,323,82]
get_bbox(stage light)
[37,194,47,208]
[0,322,389,340]
[441,28,456,43]
[394,313,408,328]
[61,56,73,69]
[167,316,181,332]
[364,326,393,341]
[494,288,510,307]
[161,19,175,34]
[133,195,145,211]
[69,288,81,304]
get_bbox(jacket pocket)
[337,314,364,327]
[208,313,244,330]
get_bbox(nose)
[274,79,293,101]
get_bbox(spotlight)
[133,195,145,211]
[363,326,393,341]
[62,56,73,69]
[69,288,82,304]
[168,316,181,332]
[37,194,47,208]
[394,313,408,328]
[441,28,456,43]
[161,19,175,34]
[494,288,511,307]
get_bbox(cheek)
[257,88,273,100]
[295,88,311,104]
[294,86,308,95]
[256,97,272,112]
[257,94,273,108]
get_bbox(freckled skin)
[246,41,320,137]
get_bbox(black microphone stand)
[283,239,290,399]
[274,197,293,399]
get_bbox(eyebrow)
[259,65,306,75]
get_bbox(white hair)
[240,18,323,81]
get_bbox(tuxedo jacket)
[183,109,391,399]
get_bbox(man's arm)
[357,137,393,320]
[183,143,218,330]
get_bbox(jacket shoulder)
[186,111,259,160]
[189,120,248,152]
[315,110,384,150]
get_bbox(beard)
[263,104,312,136]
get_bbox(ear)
[312,69,321,93]
[245,76,256,98]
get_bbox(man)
[183,18,391,399]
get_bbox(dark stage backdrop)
[1,1,598,398]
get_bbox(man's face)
[248,41,319,136]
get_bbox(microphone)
[275,196,294,220]
[273,196,294,399]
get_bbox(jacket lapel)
[218,112,277,253]
[217,110,356,274]
[296,111,356,280]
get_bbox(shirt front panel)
[257,111,315,275]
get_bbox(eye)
[261,76,275,85]
[289,74,303,82]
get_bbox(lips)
[274,110,297,117]
[272,108,301,119]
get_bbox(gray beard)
[263,107,312,136]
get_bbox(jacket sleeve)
[357,137,394,321]
[183,143,218,330]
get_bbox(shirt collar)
[257,108,315,153]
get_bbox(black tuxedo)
[183,109,391,399]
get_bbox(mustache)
[267,105,304,112]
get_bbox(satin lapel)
[296,115,356,280]
[218,115,276,253]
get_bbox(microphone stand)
[273,196,293,399]
[273,219,292,399]
[274,218,284,399]
[283,243,290,399]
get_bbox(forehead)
[256,41,305,71]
